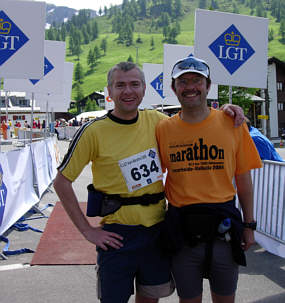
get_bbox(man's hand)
[221,104,245,127]
[241,228,255,251]
[83,226,124,251]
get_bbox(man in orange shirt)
[156,56,262,303]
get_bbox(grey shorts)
[172,238,239,299]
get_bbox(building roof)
[268,57,285,69]
[0,91,26,98]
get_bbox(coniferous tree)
[199,0,207,9]
[74,62,84,83]
[60,26,66,41]
[125,24,134,46]
[268,28,274,41]
[85,97,100,111]
[138,0,147,17]
[136,34,143,43]
[55,30,61,41]
[75,83,84,102]
[86,23,92,36]
[210,0,219,10]
[233,2,240,14]
[73,43,82,60]
[94,45,101,60]
[46,28,55,40]
[87,49,95,69]
[174,0,183,17]
[91,21,99,40]
[127,55,134,62]
[100,38,107,55]
[165,0,172,15]
[150,36,155,50]
[69,36,74,55]
[280,19,285,43]
[82,25,90,44]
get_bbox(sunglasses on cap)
[171,56,210,79]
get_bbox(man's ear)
[171,81,176,93]
[142,83,146,97]
[107,86,112,98]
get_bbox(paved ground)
[0,140,284,303]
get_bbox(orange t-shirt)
[156,109,262,207]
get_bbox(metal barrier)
[55,126,79,140]
[251,161,285,245]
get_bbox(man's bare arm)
[235,171,255,251]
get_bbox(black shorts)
[96,223,175,303]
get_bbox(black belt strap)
[104,191,165,206]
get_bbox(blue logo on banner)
[0,10,29,66]
[30,57,54,85]
[0,165,8,227]
[151,72,165,99]
[209,24,255,75]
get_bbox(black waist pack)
[181,213,221,246]
[86,184,164,217]
[86,184,121,217]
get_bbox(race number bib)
[118,148,163,192]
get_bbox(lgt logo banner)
[150,72,165,99]
[30,57,54,85]
[194,9,268,88]
[209,24,255,75]
[0,10,29,66]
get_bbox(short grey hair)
[107,62,146,86]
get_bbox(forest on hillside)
[45,0,285,112]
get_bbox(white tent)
[69,110,107,122]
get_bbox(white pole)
[5,91,8,124]
[30,92,35,143]
[45,98,48,139]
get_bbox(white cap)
[171,56,210,79]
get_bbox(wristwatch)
[243,221,257,230]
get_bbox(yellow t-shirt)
[156,109,262,207]
[59,109,168,226]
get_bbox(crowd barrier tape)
[251,160,285,258]
[0,136,60,236]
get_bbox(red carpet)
[31,202,101,265]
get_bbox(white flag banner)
[104,87,114,111]
[0,146,39,235]
[0,0,45,79]
[163,44,218,99]
[45,137,61,180]
[4,40,66,94]
[30,140,52,198]
[143,63,179,107]
[194,9,269,88]
[31,62,73,112]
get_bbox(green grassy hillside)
[67,5,285,100]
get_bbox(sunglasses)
[172,57,210,77]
